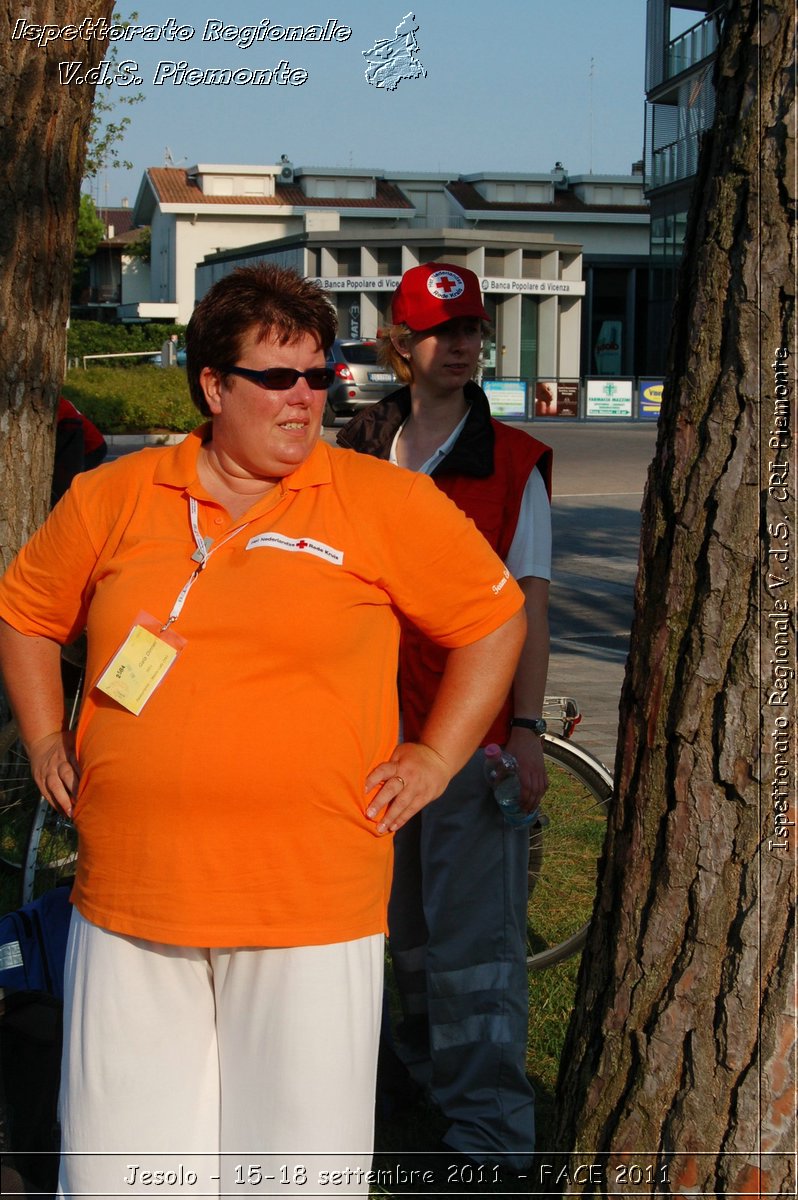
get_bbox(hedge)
[67,320,186,364]
[63,366,199,433]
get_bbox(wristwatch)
[510,716,547,735]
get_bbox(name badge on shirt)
[94,612,185,715]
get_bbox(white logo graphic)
[427,270,465,301]
[492,567,510,595]
[362,12,426,91]
[246,532,344,565]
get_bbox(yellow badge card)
[95,624,179,715]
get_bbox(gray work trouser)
[388,749,535,1168]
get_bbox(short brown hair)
[186,265,337,416]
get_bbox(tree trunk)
[0,1,114,567]
[554,3,795,1196]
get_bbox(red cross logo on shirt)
[427,269,465,301]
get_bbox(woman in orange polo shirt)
[0,265,525,1198]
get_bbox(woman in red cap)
[339,262,552,1179]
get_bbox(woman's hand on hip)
[365,743,451,835]
[28,730,80,818]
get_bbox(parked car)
[323,339,396,426]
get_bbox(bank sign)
[310,276,585,296]
[480,277,585,297]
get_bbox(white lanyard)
[161,497,252,631]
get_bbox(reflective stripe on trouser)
[388,749,535,1168]
[57,911,383,1198]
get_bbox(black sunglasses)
[221,365,335,391]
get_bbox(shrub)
[67,321,186,365]
[63,366,198,433]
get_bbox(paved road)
[531,423,659,768]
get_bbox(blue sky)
[83,1,648,207]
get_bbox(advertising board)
[585,379,633,418]
[483,379,527,419]
[534,381,579,419]
[639,379,665,420]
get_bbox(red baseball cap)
[391,262,489,331]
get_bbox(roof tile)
[146,168,412,210]
[446,180,648,215]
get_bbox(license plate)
[368,372,393,382]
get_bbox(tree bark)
[0,1,114,566]
[554,2,795,1196]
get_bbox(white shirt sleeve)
[505,465,552,581]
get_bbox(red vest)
[400,421,552,746]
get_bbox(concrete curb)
[105,433,187,447]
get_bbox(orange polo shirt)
[0,428,523,947]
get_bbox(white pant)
[58,911,383,1198]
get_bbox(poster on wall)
[593,320,623,375]
[639,379,665,420]
[585,379,634,417]
[534,381,579,418]
[483,379,527,419]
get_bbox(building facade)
[126,159,650,380]
[197,225,586,383]
[73,207,158,321]
[645,1,724,370]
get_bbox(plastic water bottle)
[483,743,537,828]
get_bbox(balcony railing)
[667,10,720,79]
[650,133,702,189]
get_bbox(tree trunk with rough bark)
[0,1,114,567]
[553,2,795,1196]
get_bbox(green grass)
[526,957,580,1148]
[63,365,198,433]
[527,755,609,956]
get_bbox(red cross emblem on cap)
[427,269,465,300]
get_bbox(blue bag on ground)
[0,884,72,1001]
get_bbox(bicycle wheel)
[527,735,613,970]
[22,796,78,904]
[1,658,84,907]
[21,681,83,905]
[0,719,41,904]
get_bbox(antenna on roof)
[164,147,187,168]
[588,59,595,176]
